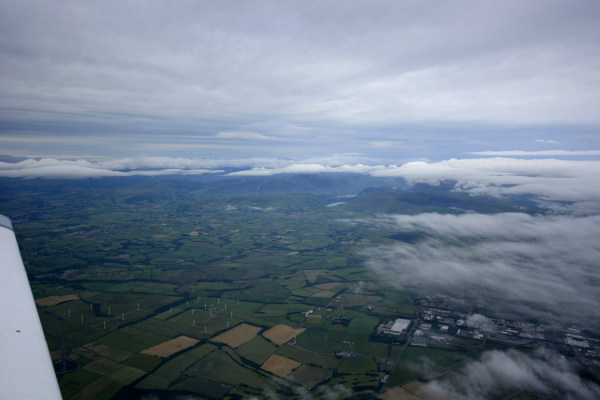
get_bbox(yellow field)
[262,324,305,345]
[35,294,80,306]
[141,336,199,358]
[261,354,301,377]
[211,323,262,348]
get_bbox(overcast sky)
[1,0,599,160]
[3,4,599,395]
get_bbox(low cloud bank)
[0,155,376,178]
[363,212,600,331]
[1,157,600,210]
[418,348,600,400]
[230,157,600,209]
[227,163,384,176]
[0,157,246,178]
[371,158,600,209]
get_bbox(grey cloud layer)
[1,0,599,159]
[362,213,600,330]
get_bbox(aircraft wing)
[0,215,62,399]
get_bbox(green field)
[184,349,270,389]
[136,353,201,390]
[237,336,277,365]
[289,364,332,389]
[387,346,474,387]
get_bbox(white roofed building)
[378,318,411,336]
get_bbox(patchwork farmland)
[2,175,580,399]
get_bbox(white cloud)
[227,163,382,176]
[419,348,600,400]
[0,158,221,179]
[215,131,277,140]
[469,150,600,156]
[465,314,495,333]
[368,141,404,148]
[0,164,127,179]
[362,212,600,330]
[370,158,600,208]
[319,384,353,400]
[535,139,560,144]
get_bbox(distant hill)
[0,174,540,214]
[199,173,401,197]
[346,184,540,214]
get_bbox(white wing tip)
[0,214,13,230]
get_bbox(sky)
[1,0,599,162]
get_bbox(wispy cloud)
[368,141,404,148]
[469,150,600,156]
[215,131,278,141]
[362,213,600,330]
[535,139,561,144]
[418,348,600,400]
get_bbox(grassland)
[387,347,474,387]
[237,336,277,365]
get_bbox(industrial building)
[377,318,411,336]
